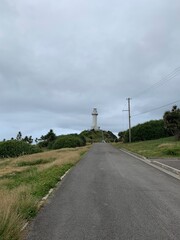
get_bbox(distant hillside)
[80,129,117,143]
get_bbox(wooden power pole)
[127,98,131,143]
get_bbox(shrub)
[80,129,117,143]
[120,119,169,143]
[52,134,86,149]
[0,140,41,158]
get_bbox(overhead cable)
[132,66,180,98]
[132,99,180,117]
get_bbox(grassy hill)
[80,129,117,143]
[113,136,180,158]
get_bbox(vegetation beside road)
[80,129,117,143]
[0,140,42,158]
[118,105,180,143]
[0,146,89,240]
[118,119,168,143]
[114,137,180,158]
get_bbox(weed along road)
[25,143,180,240]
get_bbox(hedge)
[0,140,41,158]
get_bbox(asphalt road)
[154,158,180,170]
[25,143,180,240]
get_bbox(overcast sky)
[0,0,180,140]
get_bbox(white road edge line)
[120,148,180,181]
[153,161,180,175]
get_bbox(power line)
[132,67,180,98]
[120,67,180,131]
[121,66,180,110]
[132,99,180,117]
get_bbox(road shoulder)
[119,148,180,181]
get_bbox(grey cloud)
[0,0,180,139]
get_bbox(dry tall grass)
[0,189,24,240]
[0,146,89,177]
[0,145,89,240]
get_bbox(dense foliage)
[38,129,57,148]
[163,105,180,140]
[1,128,116,159]
[52,134,86,149]
[80,129,117,143]
[38,129,117,149]
[0,128,116,158]
[119,119,168,143]
[0,140,41,158]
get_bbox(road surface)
[25,143,180,240]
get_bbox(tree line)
[118,105,180,142]
[0,130,86,158]
[0,129,117,159]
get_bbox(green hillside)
[114,136,180,158]
[80,129,117,143]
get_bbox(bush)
[120,119,169,143]
[0,140,41,158]
[80,129,117,143]
[52,134,86,149]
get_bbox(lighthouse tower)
[92,108,98,130]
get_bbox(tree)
[39,129,57,148]
[40,129,56,142]
[118,132,124,141]
[23,136,33,144]
[16,131,22,141]
[163,105,180,140]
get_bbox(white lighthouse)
[91,108,98,130]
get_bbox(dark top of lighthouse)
[92,108,98,115]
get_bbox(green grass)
[79,150,87,158]
[0,163,74,239]
[16,191,38,220]
[0,146,89,240]
[3,164,74,198]
[16,157,56,167]
[114,137,180,158]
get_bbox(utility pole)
[101,130,105,143]
[123,98,132,143]
[127,98,131,143]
